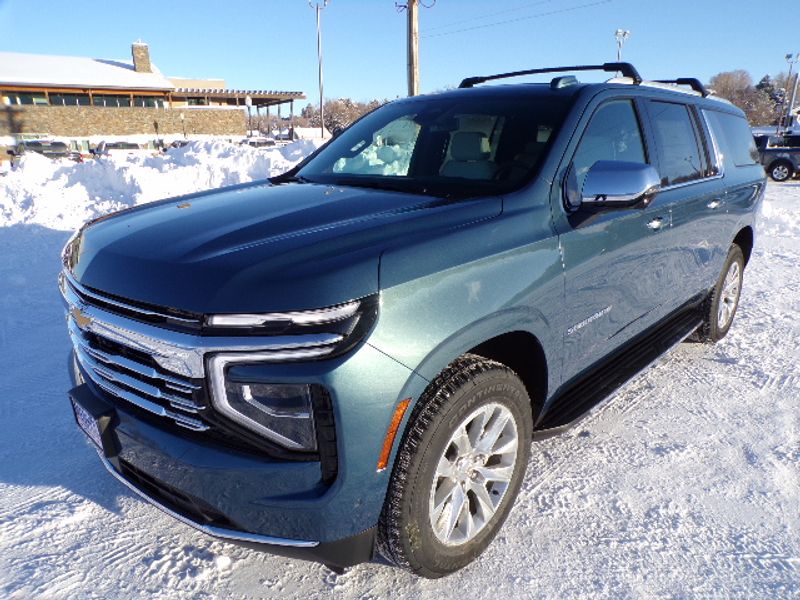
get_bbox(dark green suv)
[62,63,764,578]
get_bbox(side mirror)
[581,160,660,208]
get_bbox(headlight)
[208,353,319,451]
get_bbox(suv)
[61,63,764,578]
[8,140,82,162]
[754,133,800,181]
[90,141,154,159]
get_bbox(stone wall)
[0,105,246,138]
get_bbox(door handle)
[646,217,665,231]
[707,199,724,209]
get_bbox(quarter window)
[648,101,707,186]
[703,109,760,166]
[571,99,647,192]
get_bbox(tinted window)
[649,101,706,186]
[571,99,647,191]
[704,110,760,167]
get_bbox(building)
[0,42,304,146]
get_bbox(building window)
[50,93,90,106]
[92,94,134,108]
[11,92,49,105]
[132,96,164,108]
[186,97,207,106]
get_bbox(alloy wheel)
[428,402,519,546]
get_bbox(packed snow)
[0,143,798,598]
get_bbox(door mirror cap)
[581,160,661,208]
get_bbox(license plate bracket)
[69,384,120,458]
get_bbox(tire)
[377,354,533,578]
[697,244,744,343]
[768,161,793,182]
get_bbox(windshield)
[295,94,574,198]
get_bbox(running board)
[533,305,703,440]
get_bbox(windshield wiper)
[269,174,314,185]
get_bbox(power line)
[423,0,552,33]
[421,0,612,39]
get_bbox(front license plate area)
[68,384,119,457]
[72,398,103,449]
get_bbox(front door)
[553,97,677,384]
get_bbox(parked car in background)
[241,136,277,148]
[754,133,800,181]
[8,140,82,162]
[91,141,155,159]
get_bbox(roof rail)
[458,62,642,89]
[652,78,710,97]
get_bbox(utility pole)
[614,29,630,62]
[407,0,419,96]
[309,1,329,139]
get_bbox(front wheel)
[378,354,532,578]
[697,244,744,343]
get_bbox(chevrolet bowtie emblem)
[70,305,92,330]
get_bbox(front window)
[294,94,575,197]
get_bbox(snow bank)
[0,139,322,231]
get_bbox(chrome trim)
[74,331,201,393]
[97,452,319,548]
[63,271,198,325]
[208,352,325,451]
[74,347,209,431]
[60,275,343,379]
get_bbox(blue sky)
[1,0,798,104]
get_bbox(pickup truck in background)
[754,133,800,181]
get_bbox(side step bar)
[534,304,703,439]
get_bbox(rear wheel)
[768,161,793,182]
[697,244,744,343]
[377,354,532,578]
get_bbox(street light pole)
[786,52,800,132]
[614,29,630,62]
[309,0,329,139]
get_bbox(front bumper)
[68,334,426,568]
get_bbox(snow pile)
[761,182,800,238]
[0,139,322,231]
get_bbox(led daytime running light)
[207,300,360,328]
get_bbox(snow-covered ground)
[0,148,798,597]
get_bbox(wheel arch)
[468,331,548,422]
[733,226,754,266]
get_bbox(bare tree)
[708,70,778,125]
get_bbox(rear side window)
[648,101,707,186]
[703,110,760,167]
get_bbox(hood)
[69,181,502,313]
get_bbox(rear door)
[642,99,726,300]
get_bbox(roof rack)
[652,78,710,97]
[458,62,643,89]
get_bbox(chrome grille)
[69,319,209,432]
